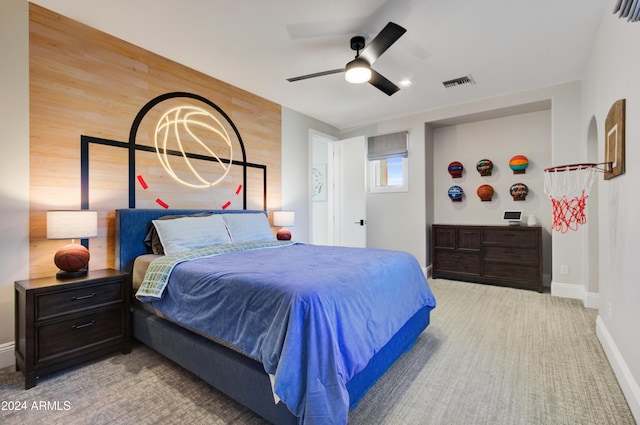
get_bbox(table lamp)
[273,211,295,241]
[47,210,98,279]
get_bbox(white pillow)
[152,214,231,255]
[220,213,275,243]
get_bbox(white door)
[334,136,367,248]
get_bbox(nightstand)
[15,268,131,389]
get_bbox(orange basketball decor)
[509,155,529,174]
[54,244,90,273]
[476,184,494,201]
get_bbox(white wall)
[433,111,552,282]
[582,2,640,419]
[340,117,428,267]
[0,0,30,366]
[281,107,339,243]
[342,82,583,277]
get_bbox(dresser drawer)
[483,246,538,265]
[433,227,456,249]
[36,307,124,364]
[457,227,481,250]
[483,262,540,283]
[36,281,123,320]
[483,228,538,247]
[434,251,481,275]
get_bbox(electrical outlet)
[560,264,569,275]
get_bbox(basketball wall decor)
[510,183,529,201]
[448,185,464,202]
[509,155,529,174]
[476,159,493,176]
[604,99,625,180]
[448,161,464,178]
[477,184,494,201]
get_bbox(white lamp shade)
[47,210,98,239]
[273,211,295,227]
[344,58,372,84]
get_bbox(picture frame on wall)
[312,163,327,201]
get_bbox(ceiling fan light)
[344,58,372,84]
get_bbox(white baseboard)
[551,281,600,310]
[596,316,640,422]
[584,291,600,309]
[551,281,584,300]
[0,341,14,369]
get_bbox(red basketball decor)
[447,161,464,178]
[54,244,90,272]
[476,184,494,201]
[509,155,529,174]
[476,159,493,176]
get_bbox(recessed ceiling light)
[399,79,413,87]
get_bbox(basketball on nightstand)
[54,244,90,272]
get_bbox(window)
[370,157,408,192]
[368,131,408,193]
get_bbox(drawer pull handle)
[71,293,96,301]
[72,320,96,330]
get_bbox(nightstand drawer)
[36,307,124,364]
[36,281,123,320]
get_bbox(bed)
[115,208,436,425]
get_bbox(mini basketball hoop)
[543,163,607,233]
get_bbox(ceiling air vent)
[442,75,475,88]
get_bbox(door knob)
[354,219,366,226]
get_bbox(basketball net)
[543,164,597,233]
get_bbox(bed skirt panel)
[131,306,298,425]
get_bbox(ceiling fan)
[286,22,407,96]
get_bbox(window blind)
[367,131,408,160]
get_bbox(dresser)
[14,268,130,389]
[431,224,543,292]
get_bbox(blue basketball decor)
[448,185,464,202]
[510,183,529,201]
[447,161,464,178]
[476,158,494,176]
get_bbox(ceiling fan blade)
[360,22,406,65]
[369,69,400,96]
[287,68,345,82]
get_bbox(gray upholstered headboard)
[115,209,266,273]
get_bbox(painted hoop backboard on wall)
[604,99,625,180]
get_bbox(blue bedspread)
[141,243,436,424]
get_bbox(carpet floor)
[0,279,635,424]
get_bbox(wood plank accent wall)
[29,4,282,278]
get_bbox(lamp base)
[56,269,88,280]
[276,229,292,241]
